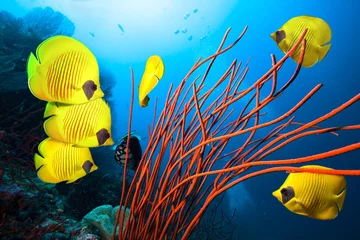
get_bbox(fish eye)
[275,30,286,44]
[280,188,288,196]
[280,186,295,204]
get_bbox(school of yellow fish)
[270,16,349,221]
[27,14,345,221]
[27,35,114,184]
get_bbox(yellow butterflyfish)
[43,98,114,147]
[34,137,98,184]
[138,55,165,107]
[270,15,332,67]
[272,165,346,220]
[27,35,104,104]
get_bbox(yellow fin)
[301,50,319,68]
[34,153,45,170]
[313,202,339,220]
[37,138,61,159]
[34,153,60,183]
[146,55,165,77]
[36,35,87,63]
[335,188,346,211]
[27,52,48,100]
[43,102,59,118]
[27,52,39,80]
[43,116,64,141]
[318,44,331,61]
[311,16,332,45]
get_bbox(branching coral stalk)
[114,26,360,240]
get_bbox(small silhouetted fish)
[200,35,207,40]
[174,29,180,34]
[182,28,187,33]
[118,24,124,33]
[184,12,190,19]
[89,32,95,37]
[193,8,198,13]
[188,35,193,41]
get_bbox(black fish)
[114,135,142,171]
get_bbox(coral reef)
[0,6,119,236]
[0,7,75,93]
[0,169,83,239]
[81,205,130,240]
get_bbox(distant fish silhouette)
[118,24,124,35]
[89,32,95,37]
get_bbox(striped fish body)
[27,35,104,104]
[43,98,114,147]
[270,16,332,67]
[273,165,346,220]
[34,137,98,184]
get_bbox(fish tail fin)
[27,52,39,79]
[335,187,346,211]
[318,44,331,61]
[34,153,45,170]
[43,117,63,141]
[44,102,58,118]
[27,52,49,100]
[34,153,59,183]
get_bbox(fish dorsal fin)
[36,35,88,64]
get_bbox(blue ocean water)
[1,0,359,239]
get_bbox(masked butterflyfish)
[272,165,346,220]
[27,35,104,104]
[138,55,165,107]
[270,15,332,67]
[43,98,114,148]
[34,137,98,184]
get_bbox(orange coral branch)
[114,26,360,240]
